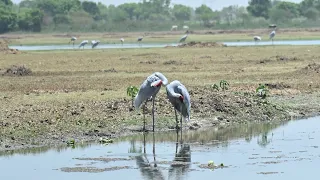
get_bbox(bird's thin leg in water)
[175,130,179,154]
[152,132,157,167]
[143,101,147,131]
[180,112,183,144]
[152,97,155,132]
[174,109,179,130]
[143,132,147,154]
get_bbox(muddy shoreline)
[1,87,319,153]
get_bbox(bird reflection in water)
[129,131,191,180]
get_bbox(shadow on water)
[1,116,320,180]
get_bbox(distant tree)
[118,3,139,20]
[82,1,99,16]
[1,0,13,6]
[18,8,44,32]
[0,2,17,33]
[299,0,320,20]
[247,0,272,19]
[195,4,213,25]
[107,5,128,22]
[172,4,192,21]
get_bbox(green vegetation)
[220,80,230,91]
[256,84,269,99]
[1,0,320,33]
[127,85,139,108]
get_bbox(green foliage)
[220,80,230,91]
[256,84,269,99]
[1,0,13,6]
[118,3,139,20]
[247,0,272,19]
[195,4,214,25]
[82,1,99,16]
[211,84,220,91]
[127,85,139,108]
[208,160,214,167]
[18,8,43,32]
[172,4,192,21]
[0,6,17,33]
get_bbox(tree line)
[1,0,320,33]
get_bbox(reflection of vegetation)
[257,132,272,148]
[0,142,92,157]
[119,121,286,149]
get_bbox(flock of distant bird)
[67,32,189,49]
[134,72,190,139]
[254,26,277,44]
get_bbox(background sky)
[11,0,302,10]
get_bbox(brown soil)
[166,41,226,48]
[0,39,20,54]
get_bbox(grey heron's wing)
[177,85,191,120]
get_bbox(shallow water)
[8,40,320,51]
[1,116,320,180]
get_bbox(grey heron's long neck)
[167,86,180,98]
[155,72,168,85]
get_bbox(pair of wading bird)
[134,72,191,134]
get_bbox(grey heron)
[269,30,276,45]
[254,36,261,45]
[134,72,168,132]
[120,38,124,46]
[91,40,100,49]
[137,36,144,46]
[79,40,88,49]
[166,80,191,142]
[179,34,188,44]
[69,36,77,47]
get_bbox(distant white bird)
[120,38,124,46]
[79,40,88,49]
[269,30,276,45]
[69,36,77,47]
[91,40,100,49]
[166,80,191,140]
[134,72,168,132]
[254,36,261,41]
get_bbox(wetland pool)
[0,116,319,180]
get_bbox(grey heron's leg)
[152,132,157,167]
[180,108,183,144]
[152,97,155,132]
[175,129,179,154]
[143,101,147,131]
[174,109,179,131]
[143,131,146,154]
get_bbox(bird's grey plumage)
[71,37,77,41]
[166,80,191,121]
[91,40,100,48]
[79,40,88,49]
[179,34,188,43]
[134,72,168,110]
[269,30,276,40]
[137,37,143,42]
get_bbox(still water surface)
[8,40,320,51]
[0,116,319,180]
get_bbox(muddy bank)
[1,86,320,152]
[0,39,20,54]
[166,41,226,48]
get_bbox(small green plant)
[211,84,220,91]
[256,84,269,99]
[67,139,75,148]
[99,137,114,145]
[127,86,139,107]
[220,80,230,91]
[208,160,215,168]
